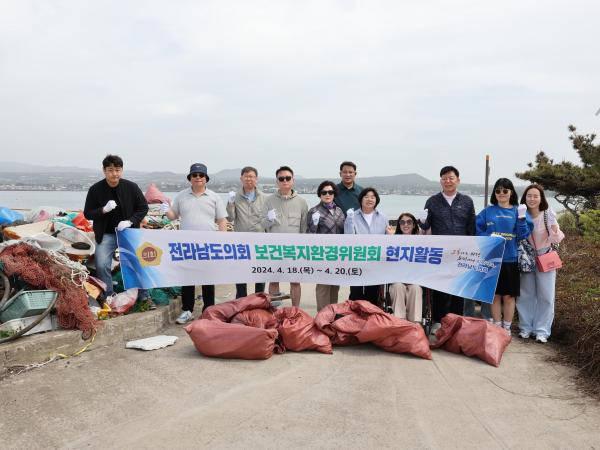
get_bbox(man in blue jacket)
[84,154,149,304]
[418,166,476,332]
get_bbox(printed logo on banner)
[135,242,163,267]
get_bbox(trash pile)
[0,184,179,342]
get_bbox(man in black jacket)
[418,166,476,332]
[84,155,149,301]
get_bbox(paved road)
[1,285,599,449]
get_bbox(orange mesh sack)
[274,307,332,354]
[430,313,511,367]
[201,293,272,322]
[231,308,278,329]
[185,319,278,360]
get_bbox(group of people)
[84,155,564,343]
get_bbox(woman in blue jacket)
[476,178,532,336]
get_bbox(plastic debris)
[126,335,178,351]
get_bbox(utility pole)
[484,155,490,207]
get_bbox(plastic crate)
[0,314,58,336]
[0,290,57,323]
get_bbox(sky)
[1,0,599,183]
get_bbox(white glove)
[417,209,428,223]
[159,202,170,214]
[517,204,527,219]
[228,191,236,203]
[267,209,277,222]
[117,220,132,231]
[346,208,354,218]
[103,200,117,213]
[312,211,321,226]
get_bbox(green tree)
[516,125,600,233]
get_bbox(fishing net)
[0,242,97,338]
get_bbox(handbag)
[532,214,563,272]
[517,238,536,273]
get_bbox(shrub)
[580,209,600,243]
[557,211,577,233]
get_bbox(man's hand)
[159,202,170,214]
[267,209,277,222]
[312,212,321,226]
[417,209,428,223]
[117,220,132,231]
[228,191,236,203]
[103,200,117,213]
[517,204,527,219]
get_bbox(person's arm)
[226,197,236,223]
[307,207,318,234]
[129,184,149,227]
[516,212,533,240]
[466,198,476,236]
[83,185,105,221]
[475,209,488,236]
[418,198,431,230]
[215,196,228,232]
[216,217,227,232]
[299,201,308,233]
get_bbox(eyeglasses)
[399,219,413,226]
[495,188,510,194]
[320,190,335,196]
[190,173,206,178]
[277,176,292,182]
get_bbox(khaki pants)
[389,283,422,322]
[315,284,340,311]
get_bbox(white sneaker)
[430,322,441,335]
[519,331,531,339]
[504,328,512,337]
[176,310,193,324]
[536,335,548,343]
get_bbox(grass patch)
[551,232,600,397]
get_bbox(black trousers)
[349,285,380,305]
[182,285,215,312]
[431,290,464,323]
[235,283,266,299]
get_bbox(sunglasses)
[277,176,292,182]
[320,190,335,196]
[495,188,510,195]
[190,173,206,178]
[399,219,413,225]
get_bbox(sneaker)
[536,335,548,343]
[504,328,512,337]
[519,331,531,339]
[176,310,193,324]
[430,322,442,336]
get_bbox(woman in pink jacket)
[517,184,565,343]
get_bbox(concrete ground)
[1,284,599,449]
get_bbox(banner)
[117,229,505,303]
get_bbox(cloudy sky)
[1,0,598,183]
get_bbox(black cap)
[187,163,209,182]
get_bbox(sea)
[0,190,564,218]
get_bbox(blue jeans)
[95,233,147,299]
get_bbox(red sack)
[274,307,333,354]
[357,313,431,360]
[231,308,278,329]
[430,314,511,367]
[314,301,362,346]
[71,212,93,232]
[144,183,171,205]
[185,319,278,360]
[201,293,272,322]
